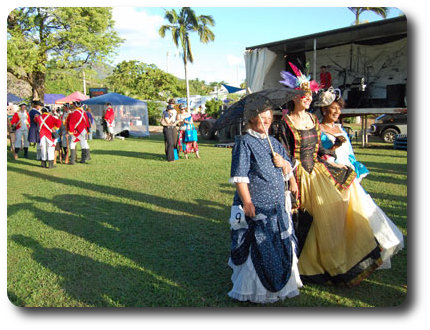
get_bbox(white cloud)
[112,7,164,48]
[111,7,246,85]
[227,54,244,67]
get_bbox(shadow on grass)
[7,164,408,308]
[7,165,236,306]
[91,149,166,161]
[354,151,408,159]
[364,160,407,172]
[10,234,191,307]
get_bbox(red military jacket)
[35,113,62,143]
[67,108,90,137]
[104,107,115,124]
[10,111,30,130]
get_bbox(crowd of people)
[227,63,404,303]
[160,98,200,161]
[7,65,404,305]
[7,100,95,167]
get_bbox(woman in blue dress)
[228,105,302,303]
[180,106,200,159]
[317,88,369,181]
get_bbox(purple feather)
[279,71,298,88]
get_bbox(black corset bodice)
[296,127,318,173]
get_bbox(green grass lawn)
[7,134,407,307]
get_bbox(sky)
[110,6,404,87]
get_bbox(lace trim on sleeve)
[229,176,250,184]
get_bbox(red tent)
[55,91,89,104]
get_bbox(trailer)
[201,16,407,146]
[244,16,407,146]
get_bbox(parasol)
[212,87,303,131]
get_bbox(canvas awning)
[55,91,89,104]
[44,94,65,104]
[82,92,146,106]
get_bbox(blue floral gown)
[228,129,302,303]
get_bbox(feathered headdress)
[279,62,320,92]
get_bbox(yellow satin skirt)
[296,162,378,277]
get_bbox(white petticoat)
[356,181,404,269]
[228,241,302,304]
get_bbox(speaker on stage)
[386,84,406,107]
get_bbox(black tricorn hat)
[32,100,44,107]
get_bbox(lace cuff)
[229,176,250,184]
[283,159,298,181]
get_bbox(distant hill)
[7,61,115,101]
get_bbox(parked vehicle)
[369,113,407,143]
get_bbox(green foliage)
[106,60,185,100]
[159,7,215,65]
[348,7,389,25]
[188,78,213,96]
[146,101,165,125]
[159,7,215,106]
[7,7,123,99]
[204,98,223,118]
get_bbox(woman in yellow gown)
[273,63,383,286]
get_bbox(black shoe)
[48,160,56,168]
[85,149,91,161]
[24,147,29,158]
[41,160,47,168]
[69,149,76,165]
[80,149,87,163]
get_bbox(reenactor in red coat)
[67,101,91,164]
[10,102,30,159]
[34,107,62,168]
[103,102,115,141]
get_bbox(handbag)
[184,126,198,142]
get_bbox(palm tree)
[159,7,215,110]
[348,7,389,25]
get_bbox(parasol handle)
[257,114,275,157]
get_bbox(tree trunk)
[30,70,46,103]
[184,60,191,111]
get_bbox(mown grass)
[7,134,407,307]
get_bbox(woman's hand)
[289,176,299,200]
[235,182,255,218]
[242,201,256,218]
[273,152,292,174]
[330,162,348,170]
[272,153,284,167]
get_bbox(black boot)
[80,149,87,163]
[48,160,56,168]
[85,149,91,161]
[41,160,47,168]
[13,147,20,160]
[69,149,76,165]
[24,147,29,158]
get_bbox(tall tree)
[159,7,215,110]
[348,7,389,25]
[106,60,185,100]
[7,7,123,102]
